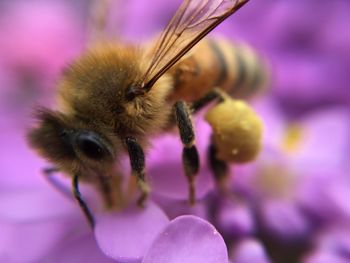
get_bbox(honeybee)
[28,0,267,227]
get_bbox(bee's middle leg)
[207,136,230,194]
[173,101,200,205]
[191,89,231,194]
[125,136,150,207]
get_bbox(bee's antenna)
[125,84,146,101]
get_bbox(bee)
[28,0,267,227]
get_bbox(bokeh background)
[1,0,350,262]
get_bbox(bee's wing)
[141,0,249,91]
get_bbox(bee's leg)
[207,136,229,194]
[190,90,232,194]
[43,167,72,199]
[190,88,225,113]
[174,101,200,205]
[72,173,95,228]
[43,168,94,227]
[125,136,150,207]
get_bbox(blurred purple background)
[1,0,350,262]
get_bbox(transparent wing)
[141,0,249,91]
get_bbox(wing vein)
[139,0,249,91]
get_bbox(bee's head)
[27,108,117,174]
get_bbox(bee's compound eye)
[75,132,107,160]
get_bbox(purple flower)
[215,0,350,115]
[1,1,350,262]
[302,224,350,263]
[206,100,350,263]
[234,101,350,238]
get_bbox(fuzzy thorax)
[58,43,172,140]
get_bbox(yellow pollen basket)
[205,97,264,163]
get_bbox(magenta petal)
[0,218,75,263]
[291,108,350,169]
[94,202,169,263]
[316,227,350,258]
[260,200,310,240]
[142,215,229,263]
[45,233,115,263]
[232,239,271,263]
[298,170,350,221]
[302,250,349,263]
[0,188,78,222]
[217,200,255,238]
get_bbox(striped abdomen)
[167,38,269,102]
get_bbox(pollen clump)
[205,98,263,163]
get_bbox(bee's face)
[28,109,117,175]
[61,129,113,162]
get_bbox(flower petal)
[260,200,310,240]
[316,226,350,259]
[0,218,79,263]
[231,238,271,263]
[94,202,169,263]
[302,250,349,263]
[45,233,115,263]
[217,200,255,238]
[290,108,350,170]
[142,215,229,263]
[0,187,78,222]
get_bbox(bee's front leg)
[125,137,150,207]
[43,167,95,228]
[173,101,200,205]
[72,173,95,228]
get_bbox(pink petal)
[291,108,350,170]
[231,239,271,263]
[45,233,115,263]
[217,200,255,237]
[0,128,47,188]
[142,215,229,263]
[0,218,79,263]
[260,200,310,240]
[302,250,349,263]
[0,187,79,222]
[94,202,169,263]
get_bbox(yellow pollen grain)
[282,124,303,153]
